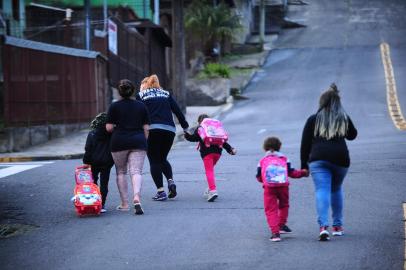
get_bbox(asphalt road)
[1,1,406,269]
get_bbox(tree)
[185,0,242,58]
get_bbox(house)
[0,1,173,152]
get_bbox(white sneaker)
[203,188,210,198]
[207,190,218,202]
[101,208,107,213]
[319,226,330,241]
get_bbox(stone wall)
[186,78,231,106]
[0,123,89,153]
[234,0,254,44]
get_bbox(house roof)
[4,36,101,59]
[125,20,172,47]
[152,0,236,9]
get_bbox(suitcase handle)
[76,165,91,170]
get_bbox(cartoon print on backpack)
[263,156,288,185]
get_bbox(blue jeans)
[309,161,348,227]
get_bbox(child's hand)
[231,148,237,155]
[301,169,309,177]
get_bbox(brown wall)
[2,44,108,128]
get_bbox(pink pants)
[203,153,221,191]
[264,186,289,234]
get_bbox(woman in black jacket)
[137,74,189,201]
[83,112,114,213]
[300,83,357,241]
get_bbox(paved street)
[1,1,406,269]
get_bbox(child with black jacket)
[184,114,236,202]
[83,112,114,213]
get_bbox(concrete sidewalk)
[0,104,232,162]
[0,41,272,163]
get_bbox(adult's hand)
[106,123,114,133]
[301,169,310,177]
[143,124,150,139]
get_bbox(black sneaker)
[319,226,330,241]
[168,181,177,199]
[152,191,167,201]
[134,203,144,215]
[280,224,292,234]
[270,233,281,242]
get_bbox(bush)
[202,63,231,78]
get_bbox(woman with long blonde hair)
[300,83,357,241]
[137,74,189,201]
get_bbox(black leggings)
[147,129,175,189]
[91,166,112,207]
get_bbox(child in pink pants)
[256,137,308,242]
[184,114,236,202]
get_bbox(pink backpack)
[197,118,228,148]
[260,154,289,186]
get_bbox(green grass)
[196,63,231,79]
[195,66,255,80]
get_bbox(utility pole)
[259,0,265,47]
[171,0,186,111]
[103,0,107,32]
[84,0,91,50]
[153,0,159,24]
[143,0,147,18]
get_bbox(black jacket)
[184,128,233,158]
[136,88,189,129]
[83,127,114,168]
[300,114,357,169]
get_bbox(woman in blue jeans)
[300,83,357,241]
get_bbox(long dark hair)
[314,83,349,139]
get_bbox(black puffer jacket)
[83,127,114,168]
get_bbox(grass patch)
[196,63,231,79]
[195,66,255,80]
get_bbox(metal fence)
[2,36,108,128]
[108,18,170,91]
[108,17,149,91]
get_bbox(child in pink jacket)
[256,137,308,242]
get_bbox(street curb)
[0,49,270,163]
[241,49,271,93]
[0,153,84,163]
